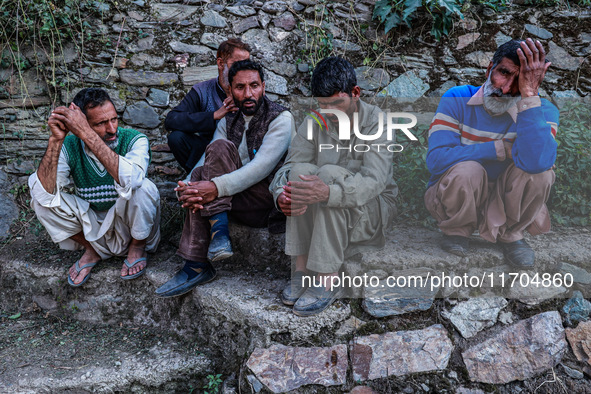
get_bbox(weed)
[203,373,223,394]
[549,101,591,226]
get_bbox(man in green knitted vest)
[28,88,161,287]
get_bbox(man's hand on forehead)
[516,38,551,98]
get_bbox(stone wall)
[0,0,589,182]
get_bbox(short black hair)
[72,88,114,115]
[228,60,265,86]
[311,57,357,97]
[492,39,526,69]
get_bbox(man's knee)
[131,179,160,204]
[316,164,352,184]
[290,163,319,182]
[442,161,487,191]
[507,165,555,186]
[167,130,186,153]
[206,139,235,155]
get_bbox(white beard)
[482,74,520,115]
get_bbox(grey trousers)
[286,163,383,273]
[424,161,555,243]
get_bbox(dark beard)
[237,97,262,116]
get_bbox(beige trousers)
[286,163,384,273]
[424,161,555,243]
[31,179,161,259]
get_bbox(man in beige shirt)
[271,57,398,316]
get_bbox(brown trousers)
[177,139,274,261]
[424,161,555,243]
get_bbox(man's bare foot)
[121,239,147,278]
[69,249,101,285]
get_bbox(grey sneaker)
[281,271,308,306]
[293,285,343,317]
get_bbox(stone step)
[0,313,212,393]
[0,249,350,372]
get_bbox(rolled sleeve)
[28,150,72,208]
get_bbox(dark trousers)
[177,139,275,261]
[167,130,213,173]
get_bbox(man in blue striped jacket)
[425,38,558,267]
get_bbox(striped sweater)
[426,85,559,187]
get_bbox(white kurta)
[28,135,160,259]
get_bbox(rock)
[128,35,154,52]
[355,67,390,91]
[525,24,553,40]
[151,4,199,21]
[494,31,512,47]
[262,0,287,14]
[562,364,584,379]
[430,81,457,97]
[333,39,362,52]
[0,170,18,240]
[563,291,591,326]
[507,282,567,305]
[297,63,309,73]
[258,11,272,28]
[246,344,347,392]
[442,297,507,338]
[349,386,377,394]
[246,375,263,393]
[169,41,212,55]
[201,10,227,28]
[378,70,429,102]
[351,325,452,381]
[560,262,591,285]
[200,32,227,49]
[268,27,291,42]
[171,53,190,69]
[85,67,119,84]
[362,277,438,317]
[335,316,366,337]
[227,5,257,16]
[233,16,260,34]
[566,320,591,367]
[263,69,288,95]
[129,53,165,68]
[264,61,297,78]
[465,51,493,68]
[449,67,484,80]
[462,311,567,384]
[458,18,478,31]
[273,12,296,31]
[120,70,178,86]
[552,90,579,98]
[456,33,481,50]
[146,89,170,108]
[547,41,584,70]
[498,311,513,325]
[456,388,484,394]
[122,101,160,129]
[182,66,218,86]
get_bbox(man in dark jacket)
[165,38,251,172]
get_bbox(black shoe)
[441,234,469,257]
[155,262,217,298]
[293,285,343,317]
[207,234,233,262]
[502,239,535,268]
[281,271,309,306]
